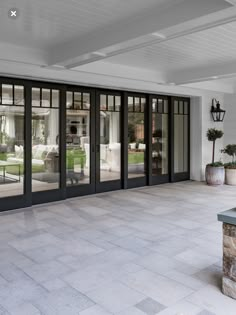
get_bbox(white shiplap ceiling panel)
[106,21,236,72]
[0,0,169,48]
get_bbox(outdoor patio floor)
[0,181,236,315]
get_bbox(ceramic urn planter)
[205,165,225,185]
[225,169,236,186]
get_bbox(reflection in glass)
[32,89,60,192]
[128,97,146,178]
[152,100,168,176]
[52,90,59,108]
[14,86,24,105]
[108,95,114,111]
[128,97,133,112]
[74,92,82,109]
[100,95,120,182]
[42,89,50,107]
[32,88,40,107]
[66,92,73,109]
[66,92,90,186]
[0,103,24,198]
[2,85,13,105]
[174,100,189,173]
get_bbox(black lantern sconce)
[211,99,226,122]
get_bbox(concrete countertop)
[218,208,236,226]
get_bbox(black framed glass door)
[95,91,122,193]
[126,93,147,188]
[66,87,96,197]
[171,97,190,182]
[150,95,170,185]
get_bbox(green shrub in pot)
[205,128,224,185]
[222,144,236,185]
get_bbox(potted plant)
[205,128,224,185]
[222,144,236,185]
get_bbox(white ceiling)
[1,0,236,93]
[106,22,236,72]
[0,0,170,48]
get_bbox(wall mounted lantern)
[211,99,226,122]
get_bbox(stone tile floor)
[0,181,236,314]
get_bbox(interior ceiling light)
[152,32,167,39]
[212,76,219,79]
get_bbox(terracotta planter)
[225,168,236,186]
[205,165,225,185]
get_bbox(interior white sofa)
[84,143,120,172]
[7,144,58,167]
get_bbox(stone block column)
[222,223,236,299]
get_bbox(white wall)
[190,93,224,181]
[223,94,236,162]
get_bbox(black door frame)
[170,96,190,182]
[148,94,171,186]
[95,90,122,193]
[0,75,191,212]
[65,85,96,198]
[30,81,66,205]
[125,92,148,189]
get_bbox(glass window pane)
[164,99,168,113]
[141,98,146,112]
[2,85,13,105]
[32,88,40,107]
[174,115,184,173]
[66,92,73,109]
[152,113,168,176]
[128,111,145,178]
[174,100,179,114]
[66,105,90,187]
[108,95,114,111]
[42,89,51,107]
[14,86,24,105]
[115,96,121,111]
[184,115,189,172]
[32,107,59,192]
[135,97,140,112]
[52,90,59,108]
[184,101,189,114]
[179,101,184,114]
[83,93,90,110]
[158,99,163,113]
[74,92,82,110]
[128,97,134,112]
[100,110,120,182]
[100,95,107,110]
[152,99,157,112]
[0,105,24,197]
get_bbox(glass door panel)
[99,93,121,184]
[151,97,169,179]
[66,91,91,187]
[0,84,25,198]
[32,87,60,192]
[172,98,190,181]
[128,96,146,179]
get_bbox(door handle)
[96,145,100,153]
[92,144,95,153]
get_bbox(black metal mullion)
[24,82,32,206]
[122,92,128,189]
[147,95,152,186]
[60,85,66,199]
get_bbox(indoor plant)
[205,128,224,185]
[222,144,236,185]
